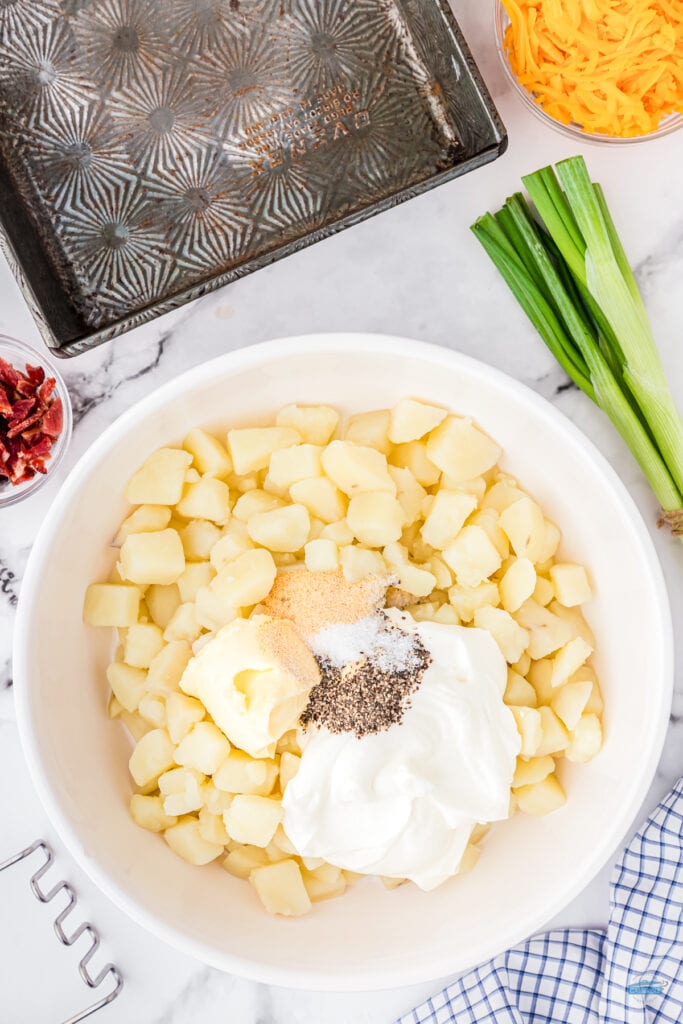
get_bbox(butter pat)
[180,616,320,758]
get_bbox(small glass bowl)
[494,1,683,145]
[0,335,73,508]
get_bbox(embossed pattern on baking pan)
[0,0,506,356]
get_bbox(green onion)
[471,156,683,538]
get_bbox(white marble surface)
[1,2,682,1021]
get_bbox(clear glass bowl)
[0,335,72,508]
[494,1,683,145]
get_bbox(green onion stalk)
[471,156,683,538]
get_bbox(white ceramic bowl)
[14,334,672,990]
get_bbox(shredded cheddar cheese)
[502,0,683,137]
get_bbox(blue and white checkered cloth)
[399,778,682,1024]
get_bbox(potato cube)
[224,795,283,847]
[175,477,230,524]
[346,492,405,547]
[202,782,233,816]
[345,409,392,453]
[174,722,231,775]
[130,794,177,832]
[303,863,347,902]
[548,601,595,648]
[125,448,192,506]
[532,576,555,607]
[146,640,192,694]
[468,509,510,559]
[386,465,426,526]
[138,694,166,728]
[499,497,548,563]
[304,538,339,572]
[179,519,222,561]
[514,600,574,660]
[114,505,172,546]
[159,766,205,815]
[339,546,387,582]
[183,427,232,478]
[198,805,230,845]
[512,755,554,788]
[166,692,205,744]
[83,583,140,627]
[223,844,270,879]
[504,669,537,708]
[176,562,214,604]
[515,774,566,816]
[442,525,502,587]
[145,583,181,629]
[279,752,301,792]
[120,529,185,586]
[129,728,175,786]
[432,603,459,625]
[510,706,543,757]
[482,479,525,513]
[535,706,570,756]
[232,489,284,522]
[109,695,123,719]
[535,520,562,564]
[550,637,593,688]
[162,602,200,643]
[214,750,278,796]
[512,651,531,676]
[320,519,354,545]
[228,427,301,475]
[250,859,311,917]
[565,714,603,763]
[447,581,499,622]
[210,548,277,608]
[425,416,501,482]
[106,661,147,712]
[420,491,477,550]
[387,398,446,444]
[549,563,592,607]
[276,404,339,445]
[321,440,395,496]
[193,587,239,633]
[164,818,224,865]
[527,658,554,705]
[551,680,593,730]
[289,477,347,524]
[500,558,536,613]
[425,554,452,590]
[575,668,603,715]
[473,606,529,664]
[247,504,310,553]
[390,440,440,486]
[266,444,323,492]
[209,521,254,571]
[120,710,152,742]
[122,622,163,668]
[269,824,298,857]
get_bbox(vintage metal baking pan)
[0,0,506,357]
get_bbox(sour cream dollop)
[282,611,521,890]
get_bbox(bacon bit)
[0,354,64,488]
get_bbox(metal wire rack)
[0,840,123,1023]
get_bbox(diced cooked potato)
[384,554,436,596]
[420,491,477,550]
[130,794,177,832]
[278,752,301,792]
[250,859,311,917]
[289,477,347,523]
[549,601,595,648]
[447,580,499,622]
[266,444,323,492]
[123,622,164,668]
[163,602,201,643]
[138,694,166,728]
[514,599,574,660]
[214,751,278,796]
[227,427,301,475]
[345,409,392,453]
[532,576,555,607]
[512,651,531,676]
[319,519,354,545]
[269,824,298,857]
[109,695,123,718]
[224,795,283,847]
[193,586,239,633]
[179,519,222,561]
[535,520,562,564]
[473,605,529,663]
[210,548,277,608]
[183,427,232,478]
[535,706,570,756]
[125,448,193,506]
[146,640,192,694]
[549,563,592,607]
[550,637,593,688]
[175,477,230,524]
[504,669,537,707]
[388,398,447,444]
[304,538,339,572]
[469,508,510,559]
[209,521,254,571]
[83,583,140,627]
[202,781,233,816]
[166,692,205,744]
[339,545,387,582]
[223,844,271,879]
[303,863,347,902]
[106,661,147,712]
[499,497,547,562]
[425,554,452,589]
[321,440,395,496]
[515,773,566,816]
[232,489,284,522]
[512,755,554,788]
[247,504,310,553]
[129,728,175,786]
[481,479,525,513]
[165,818,224,865]
[551,680,593,730]
[198,805,230,845]
[176,562,214,604]
[114,505,172,546]
[442,525,502,587]
[390,440,441,486]
[527,658,554,705]
[500,558,536,613]
[565,714,603,763]
[432,603,459,625]
[425,416,501,482]
[510,706,543,757]
[159,766,205,815]
[174,721,230,775]
[276,404,339,445]
[146,583,181,629]
[572,667,603,715]
[386,465,426,527]
[119,529,185,586]
[346,491,405,547]
[120,710,152,742]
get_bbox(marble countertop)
[1,2,682,1021]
